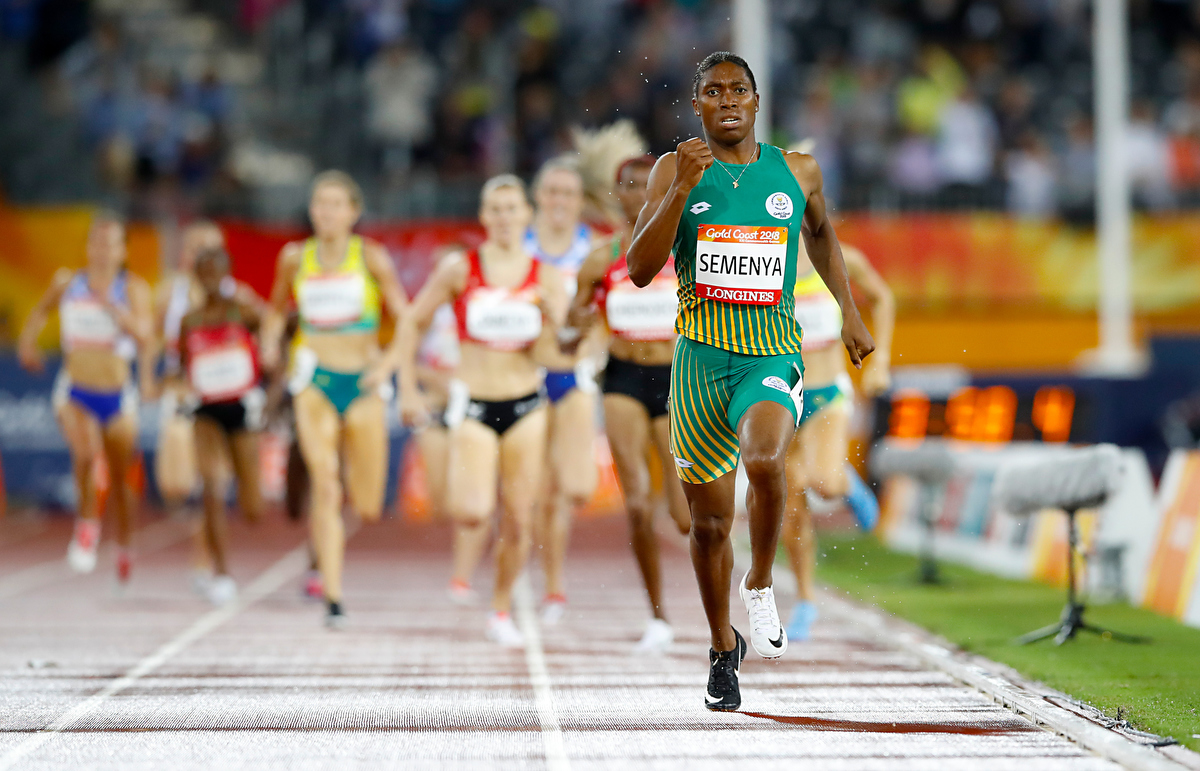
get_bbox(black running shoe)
[705,628,747,712]
[325,601,346,630]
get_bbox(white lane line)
[0,518,189,600]
[514,575,571,771]
[0,542,308,771]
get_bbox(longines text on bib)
[695,224,788,305]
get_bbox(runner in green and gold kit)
[627,52,876,712]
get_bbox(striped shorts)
[668,336,804,485]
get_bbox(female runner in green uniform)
[626,52,875,711]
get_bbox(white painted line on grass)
[514,575,571,771]
[0,542,309,770]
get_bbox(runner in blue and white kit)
[525,157,605,624]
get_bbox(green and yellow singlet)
[292,235,381,336]
[673,143,806,356]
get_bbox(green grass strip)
[813,533,1200,751]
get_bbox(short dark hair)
[693,51,757,98]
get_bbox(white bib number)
[61,300,119,348]
[298,274,365,328]
[793,295,842,349]
[607,287,678,340]
[466,290,542,349]
[695,225,788,305]
[191,347,256,400]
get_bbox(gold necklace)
[712,144,759,189]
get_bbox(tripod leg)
[1077,623,1152,644]
[1015,621,1066,645]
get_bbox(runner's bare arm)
[101,273,154,347]
[565,240,611,334]
[360,240,411,389]
[174,312,194,390]
[627,139,712,287]
[125,276,159,399]
[234,282,268,333]
[397,254,466,425]
[17,269,72,373]
[260,243,302,373]
[532,263,575,370]
[788,152,874,368]
[842,245,894,394]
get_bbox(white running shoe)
[540,595,567,626]
[447,579,478,607]
[486,612,525,648]
[66,519,100,574]
[739,572,787,658]
[191,569,213,596]
[205,575,238,606]
[633,619,674,654]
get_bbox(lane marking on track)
[514,575,571,771]
[0,541,308,771]
[0,518,190,600]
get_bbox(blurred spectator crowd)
[4,0,1200,219]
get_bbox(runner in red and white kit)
[566,155,691,652]
[177,247,267,605]
[398,174,570,647]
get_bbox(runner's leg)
[294,388,345,603]
[341,394,388,523]
[101,412,139,551]
[445,420,500,587]
[493,407,549,613]
[194,418,231,576]
[604,393,664,619]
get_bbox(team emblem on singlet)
[695,224,787,305]
[766,192,793,220]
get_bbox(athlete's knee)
[690,509,732,545]
[451,506,490,530]
[71,451,97,475]
[310,472,342,508]
[741,445,788,484]
[808,465,848,499]
[626,498,654,531]
[498,508,532,546]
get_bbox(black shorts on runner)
[603,355,671,419]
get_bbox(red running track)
[0,512,1122,770]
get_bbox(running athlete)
[782,240,893,640]
[524,158,601,624]
[153,220,224,512]
[626,52,875,711]
[17,212,154,582]
[261,171,409,629]
[566,154,691,652]
[177,247,267,605]
[398,174,569,648]
[413,302,460,524]
[154,220,261,592]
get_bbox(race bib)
[607,286,678,341]
[695,225,788,305]
[191,346,256,401]
[466,289,543,350]
[298,273,366,328]
[61,300,119,348]
[793,294,842,349]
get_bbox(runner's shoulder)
[781,150,820,189]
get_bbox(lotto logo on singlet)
[695,225,788,305]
